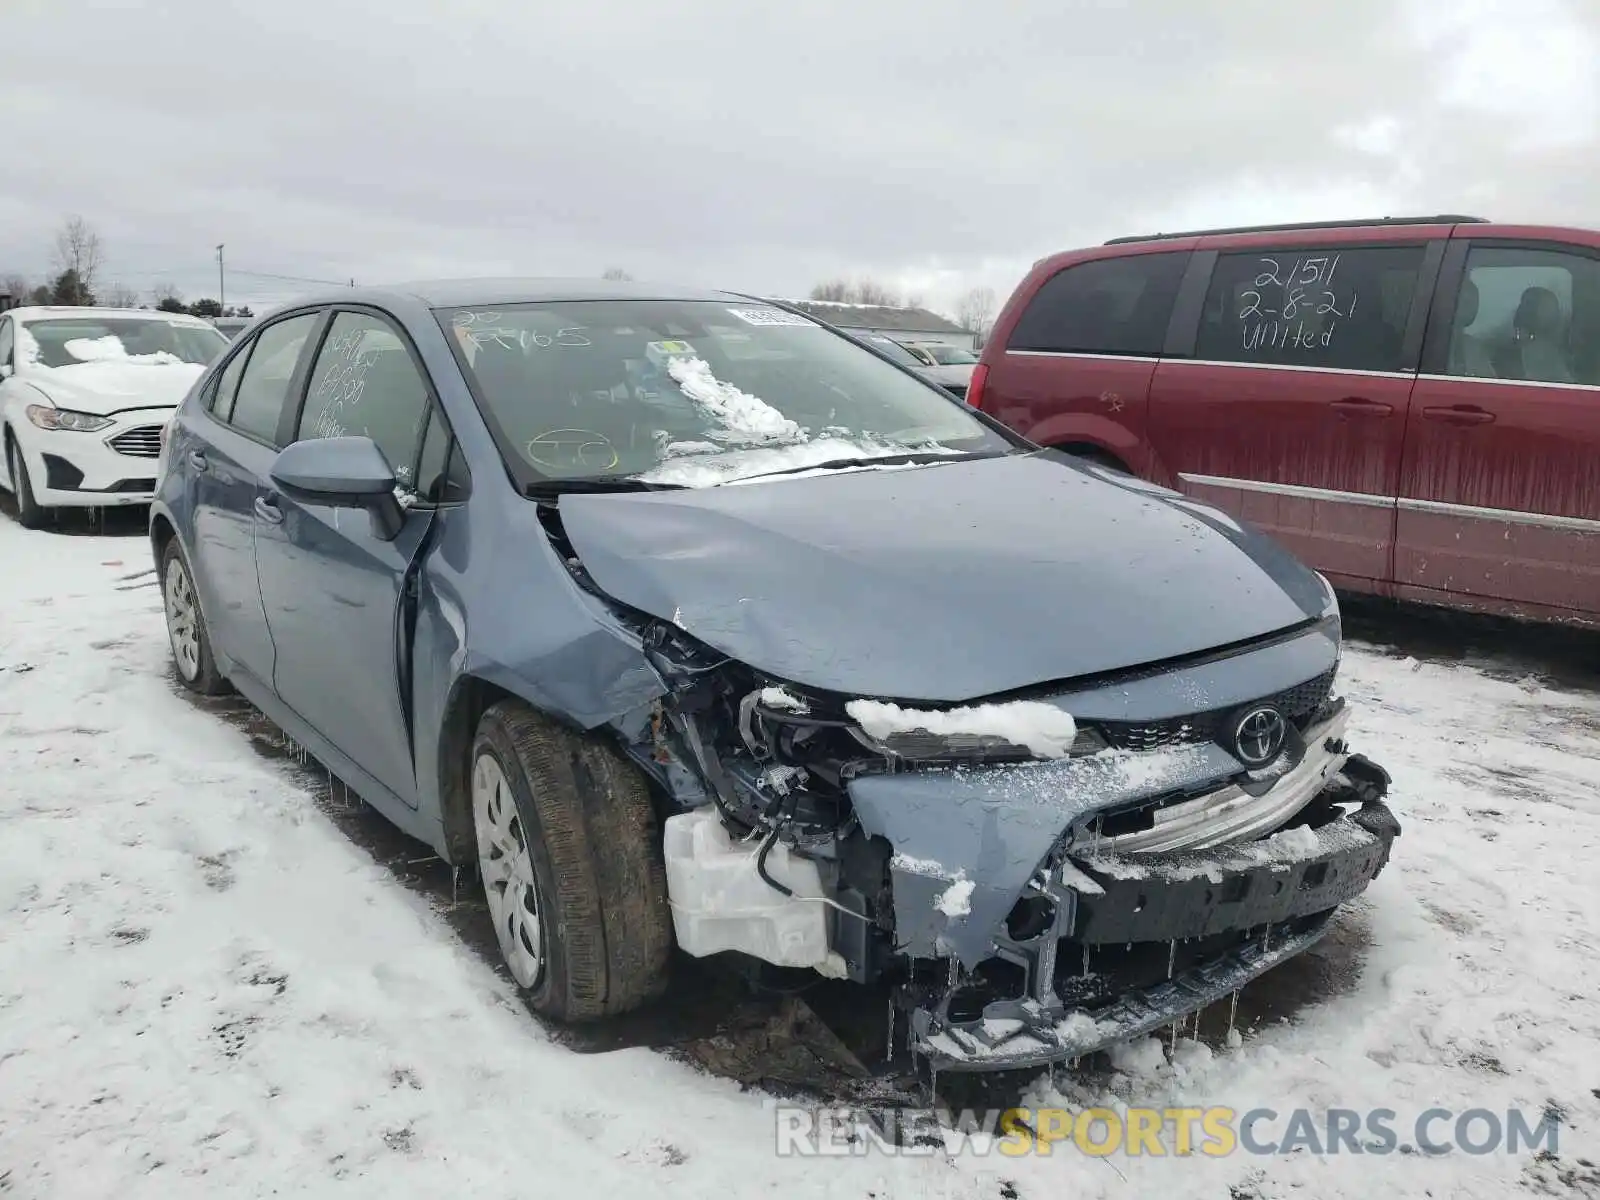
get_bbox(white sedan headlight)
[25,404,113,433]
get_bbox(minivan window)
[439,299,1012,487]
[226,313,319,443]
[1193,245,1426,373]
[297,312,431,486]
[1447,246,1600,386]
[1006,252,1188,357]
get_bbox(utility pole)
[216,244,226,312]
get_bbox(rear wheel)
[6,436,49,530]
[160,538,231,695]
[471,701,672,1020]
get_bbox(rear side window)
[228,313,319,443]
[1447,245,1600,386]
[1194,245,1426,372]
[1007,253,1187,356]
[209,344,251,420]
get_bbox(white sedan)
[0,307,229,527]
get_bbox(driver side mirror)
[268,436,406,541]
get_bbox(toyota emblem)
[1231,705,1288,767]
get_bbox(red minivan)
[973,215,1600,629]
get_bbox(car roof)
[5,305,217,327]
[278,278,755,311]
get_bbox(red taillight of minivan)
[965,362,988,409]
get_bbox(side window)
[228,314,319,442]
[1007,252,1187,356]
[209,343,252,420]
[1446,246,1600,386]
[1194,245,1426,372]
[416,409,471,503]
[0,318,13,372]
[297,312,431,489]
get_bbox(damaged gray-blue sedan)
[149,280,1400,1073]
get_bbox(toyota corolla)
[148,280,1400,1072]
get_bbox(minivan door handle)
[253,495,285,524]
[1421,405,1496,426]
[1329,397,1393,417]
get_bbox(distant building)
[780,300,977,353]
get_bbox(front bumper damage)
[909,795,1399,1071]
[849,705,1403,1072]
[614,597,1399,1077]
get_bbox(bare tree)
[809,279,854,303]
[956,285,997,336]
[601,267,634,281]
[151,281,184,308]
[1,273,31,305]
[853,279,900,307]
[52,216,104,300]
[102,282,141,309]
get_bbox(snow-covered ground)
[2,510,1598,1198]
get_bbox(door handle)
[187,450,208,471]
[1329,397,1393,417]
[253,495,284,524]
[1421,405,1496,426]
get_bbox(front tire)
[471,701,672,1020]
[160,538,231,695]
[6,436,49,530]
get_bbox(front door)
[187,312,322,687]
[254,309,437,807]
[1396,239,1600,619]
[1148,241,1437,587]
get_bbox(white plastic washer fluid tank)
[662,808,844,975]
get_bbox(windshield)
[439,300,1012,487]
[921,344,978,365]
[20,317,228,368]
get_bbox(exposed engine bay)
[538,496,1403,1075]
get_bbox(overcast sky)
[2,0,1595,316]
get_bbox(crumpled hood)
[23,362,203,415]
[559,452,1329,702]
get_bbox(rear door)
[982,248,1191,472]
[1396,236,1600,619]
[253,307,442,808]
[1147,237,1442,586]
[185,311,323,688]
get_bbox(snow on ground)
[2,511,1599,1198]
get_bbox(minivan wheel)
[470,701,672,1020]
[160,538,231,695]
[6,437,49,530]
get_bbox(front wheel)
[6,437,49,530]
[160,538,231,695]
[470,701,672,1020]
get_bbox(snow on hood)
[847,697,1079,759]
[18,326,204,414]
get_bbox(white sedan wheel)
[473,752,545,988]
